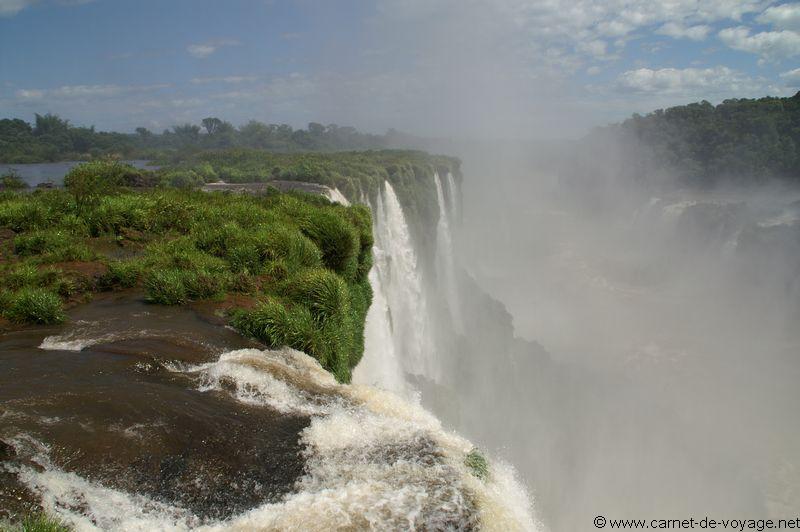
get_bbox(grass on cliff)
[0,514,70,532]
[0,169,373,381]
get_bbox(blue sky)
[1,0,799,138]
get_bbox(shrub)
[4,288,65,324]
[283,268,349,323]
[465,449,489,480]
[160,169,203,189]
[144,269,187,305]
[257,225,322,270]
[145,238,227,274]
[0,200,51,232]
[13,230,77,257]
[347,279,372,368]
[84,195,152,236]
[100,260,142,289]
[225,243,262,273]
[182,269,231,299]
[193,223,240,257]
[19,513,70,532]
[151,194,194,233]
[299,210,360,280]
[0,171,28,190]
[64,160,127,211]
[3,264,43,290]
[37,243,95,264]
[231,299,330,366]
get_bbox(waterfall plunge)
[356,181,438,393]
[358,174,466,392]
[435,172,463,333]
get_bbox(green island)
[0,150,459,384]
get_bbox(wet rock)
[0,441,16,461]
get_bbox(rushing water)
[361,182,436,383]
[434,172,463,333]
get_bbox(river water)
[0,161,157,187]
[0,286,539,530]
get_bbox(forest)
[0,114,391,163]
[597,91,800,186]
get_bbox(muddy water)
[0,294,308,523]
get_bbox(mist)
[368,131,798,529]
[334,4,800,529]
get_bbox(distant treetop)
[0,115,392,163]
[594,91,800,186]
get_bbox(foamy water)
[5,347,541,531]
[326,187,351,206]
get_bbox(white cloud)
[15,84,168,100]
[187,39,241,59]
[190,76,258,85]
[578,39,609,59]
[0,0,36,16]
[657,22,712,41]
[779,67,800,85]
[719,26,800,60]
[757,3,800,30]
[0,0,95,16]
[615,66,773,96]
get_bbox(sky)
[1,0,799,138]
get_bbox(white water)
[326,187,351,206]
[434,172,463,333]
[353,248,409,397]
[446,172,460,225]
[39,320,179,352]
[6,348,541,531]
[364,181,437,382]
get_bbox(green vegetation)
[465,448,489,480]
[0,147,460,380]
[0,513,70,532]
[160,149,461,254]
[3,288,66,324]
[0,169,374,381]
[598,91,800,186]
[0,172,28,190]
[0,113,391,163]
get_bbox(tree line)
[0,114,391,163]
[591,91,800,186]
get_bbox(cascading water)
[446,171,460,225]
[360,181,438,383]
[434,172,463,333]
[353,213,408,396]
[4,345,540,531]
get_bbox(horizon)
[1,1,799,139]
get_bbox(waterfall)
[446,171,459,224]
[357,181,438,391]
[326,187,350,206]
[353,198,408,396]
[435,172,463,333]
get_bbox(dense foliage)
[0,113,391,163]
[593,91,800,186]
[0,181,373,382]
[165,148,459,226]
[0,513,70,532]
